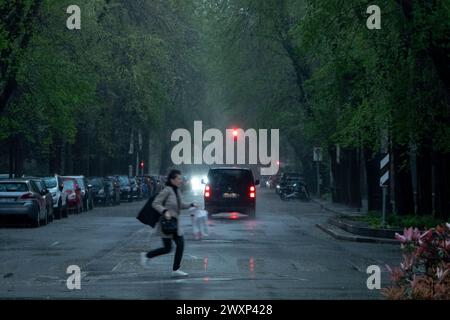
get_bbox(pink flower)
[395,232,406,243]
[436,267,449,282]
[419,229,433,245]
[400,254,415,271]
[411,228,421,241]
[395,227,421,243]
[386,264,405,282]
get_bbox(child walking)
[190,207,209,240]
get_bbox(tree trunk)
[392,144,414,215]
[435,152,450,220]
[13,135,24,177]
[364,148,383,212]
[49,136,63,175]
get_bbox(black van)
[203,167,259,218]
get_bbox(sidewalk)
[311,198,366,217]
[312,198,399,245]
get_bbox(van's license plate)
[223,193,239,198]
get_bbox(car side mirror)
[201,179,205,184]
[255,179,260,186]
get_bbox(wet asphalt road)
[0,188,400,299]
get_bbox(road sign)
[313,147,323,162]
[379,153,390,228]
[379,154,390,187]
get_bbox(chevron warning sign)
[379,153,390,187]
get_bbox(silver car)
[43,175,68,219]
[0,179,49,227]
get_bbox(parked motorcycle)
[279,181,310,201]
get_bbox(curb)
[316,224,399,245]
[329,217,402,239]
[312,198,403,241]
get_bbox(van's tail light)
[19,192,35,200]
[249,186,255,198]
[204,185,211,198]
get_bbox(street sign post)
[379,153,390,228]
[313,147,323,162]
[313,147,323,198]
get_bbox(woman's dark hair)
[166,169,182,186]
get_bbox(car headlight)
[293,184,297,187]
[191,177,201,190]
[276,185,280,189]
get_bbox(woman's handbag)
[160,216,178,235]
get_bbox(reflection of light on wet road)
[245,220,257,232]
[208,212,248,221]
[249,257,254,273]
[204,257,208,272]
[172,277,234,283]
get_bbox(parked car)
[64,176,94,211]
[62,177,82,214]
[135,176,147,199]
[148,175,162,197]
[88,177,107,205]
[116,175,133,202]
[105,176,121,205]
[203,167,259,218]
[129,177,141,200]
[0,174,17,180]
[31,178,55,222]
[43,174,68,219]
[0,179,49,227]
[268,174,281,192]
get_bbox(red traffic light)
[232,129,238,137]
[140,161,144,168]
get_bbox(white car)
[43,175,68,219]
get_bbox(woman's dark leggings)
[146,235,184,271]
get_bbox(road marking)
[49,241,59,247]
[112,260,125,272]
